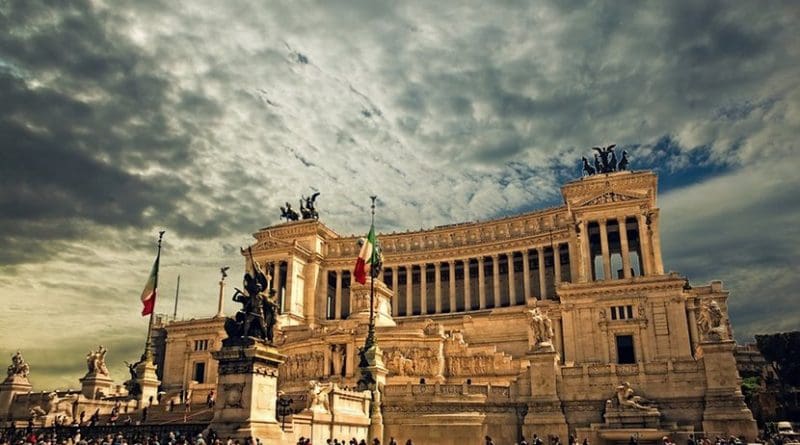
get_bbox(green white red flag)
[140,255,160,316]
[354,224,378,285]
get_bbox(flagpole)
[143,230,165,362]
[367,195,377,350]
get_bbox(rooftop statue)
[86,345,109,376]
[280,202,300,221]
[224,248,280,344]
[7,350,30,379]
[582,144,629,176]
[123,359,143,397]
[300,192,320,220]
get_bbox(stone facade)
[153,170,756,444]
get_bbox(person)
[207,391,215,408]
[372,439,380,445]
[583,439,590,445]
[485,436,495,445]
[521,439,529,445]
[629,436,638,445]
[405,440,413,445]
[533,435,543,445]
[688,434,696,445]
[389,438,397,445]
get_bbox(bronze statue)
[300,192,320,220]
[582,156,596,176]
[123,359,142,397]
[224,248,280,344]
[592,144,617,173]
[618,150,629,171]
[280,202,300,221]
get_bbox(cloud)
[0,0,798,388]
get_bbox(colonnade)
[325,243,570,319]
[580,215,652,281]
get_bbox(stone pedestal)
[523,349,568,441]
[80,372,115,400]
[0,375,32,418]
[207,338,286,443]
[697,341,757,441]
[135,359,161,406]
[347,278,396,327]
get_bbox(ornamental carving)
[385,347,444,377]
[279,351,325,382]
[223,383,245,408]
[443,332,518,377]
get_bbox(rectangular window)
[193,362,206,383]
[194,340,209,351]
[611,307,617,320]
[610,305,634,321]
[616,335,635,364]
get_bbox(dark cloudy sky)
[1,1,798,390]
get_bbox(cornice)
[558,275,686,300]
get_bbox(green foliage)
[756,332,800,387]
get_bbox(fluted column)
[522,250,531,300]
[580,220,591,282]
[464,259,472,310]
[553,244,561,286]
[507,252,516,305]
[334,270,342,319]
[637,214,653,275]
[537,248,547,299]
[448,260,456,312]
[392,267,399,315]
[492,254,501,308]
[619,217,632,278]
[687,302,699,353]
[405,265,413,316]
[434,262,442,313]
[650,211,664,274]
[599,219,612,280]
[274,261,283,308]
[478,257,486,309]
[420,263,428,315]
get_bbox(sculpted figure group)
[280,192,320,221]
[86,346,109,376]
[582,144,630,176]
[7,350,30,379]
[225,249,280,344]
[698,299,727,341]
[528,308,554,350]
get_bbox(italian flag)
[140,256,160,316]
[353,224,377,285]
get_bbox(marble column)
[392,267,399,316]
[651,211,664,275]
[449,260,456,312]
[579,220,591,282]
[507,252,516,305]
[434,262,442,314]
[522,250,531,299]
[334,270,342,319]
[273,261,283,308]
[420,263,428,315]
[464,259,472,311]
[492,254,501,308]
[538,248,547,300]
[478,257,486,309]
[405,265,413,316]
[637,214,653,276]
[553,244,561,286]
[618,217,632,278]
[599,219,612,280]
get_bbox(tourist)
[521,438,529,445]
[372,439,380,445]
[688,434,696,445]
[582,439,590,445]
[484,436,495,445]
[533,434,543,445]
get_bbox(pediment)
[578,191,646,207]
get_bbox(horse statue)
[582,156,596,176]
[280,202,300,221]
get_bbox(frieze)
[529,400,564,413]
[385,347,444,377]
[383,403,516,414]
[442,332,519,377]
[578,191,646,208]
[563,400,606,412]
[278,350,325,383]
[222,383,245,408]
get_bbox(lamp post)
[276,393,293,431]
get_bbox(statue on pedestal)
[615,381,654,410]
[86,346,109,376]
[306,380,333,413]
[7,350,30,379]
[528,308,554,350]
[698,300,727,341]
[225,252,280,344]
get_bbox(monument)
[0,351,32,417]
[207,255,287,442]
[80,345,114,399]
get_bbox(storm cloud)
[0,0,798,389]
